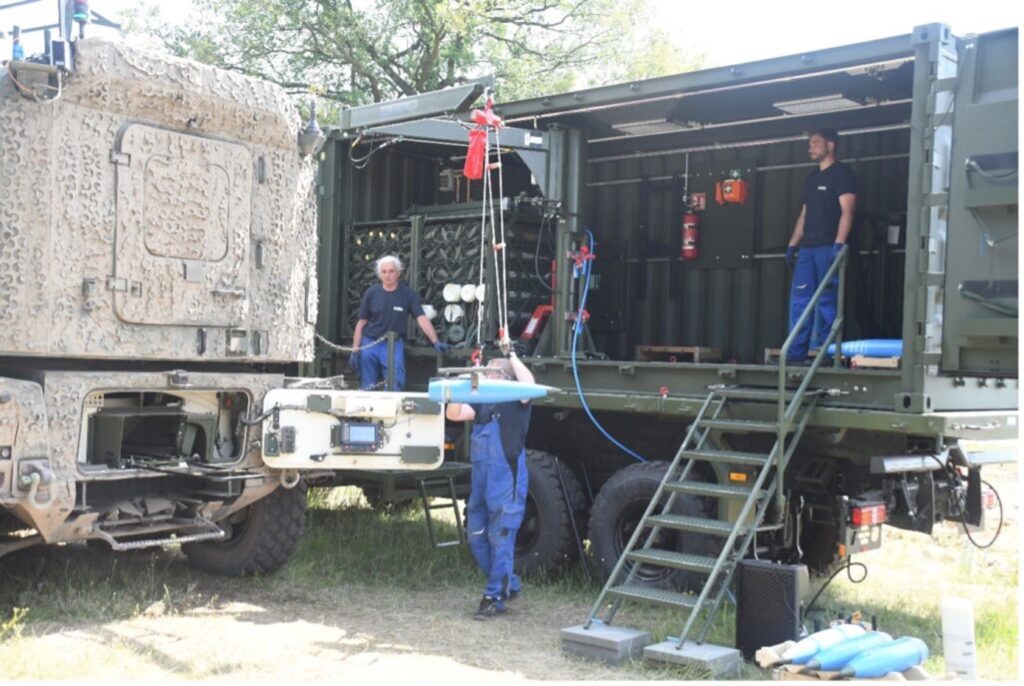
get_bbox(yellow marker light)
[728,472,748,483]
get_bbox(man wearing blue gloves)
[445,348,534,620]
[785,128,856,363]
[350,255,448,390]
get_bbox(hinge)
[109,151,130,165]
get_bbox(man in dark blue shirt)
[785,128,857,362]
[445,350,534,620]
[350,255,447,390]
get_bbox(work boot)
[473,595,507,620]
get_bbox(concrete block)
[560,623,651,664]
[644,640,741,678]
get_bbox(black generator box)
[735,560,809,659]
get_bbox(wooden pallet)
[762,347,820,364]
[850,354,901,369]
[635,345,722,363]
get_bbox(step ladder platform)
[561,623,651,664]
[664,480,762,499]
[646,514,744,536]
[680,448,769,466]
[699,418,794,433]
[644,640,742,678]
[608,584,699,610]
[627,549,717,573]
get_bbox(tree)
[129,0,702,105]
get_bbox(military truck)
[0,33,448,573]
[310,22,1018,594]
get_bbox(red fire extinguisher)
[681,212,700,261]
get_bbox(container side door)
[943,28,1018,374]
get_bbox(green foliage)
[127,0,702,104]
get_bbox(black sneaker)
[473,595,507,620]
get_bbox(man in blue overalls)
[785,128,857,363]
[445,349,534,619]
[350,255,447,390]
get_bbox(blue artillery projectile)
[780,624,866,665]
[825,338,903,358]
[839,636,928,678]
[804,631,893,671]
[428,377,554,404]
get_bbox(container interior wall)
[322,146,442,342]
[585,130,910,362]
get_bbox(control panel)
[260,389,444,470]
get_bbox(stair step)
[626,548,719,574]
[608,583,699,610]
[665,481,765,500]
[679,448,769,467]
[699,418,793,433]
[645,514,745,536]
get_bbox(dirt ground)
[2,570,682,681]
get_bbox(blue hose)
[570,230,647,463]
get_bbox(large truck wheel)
[588,461,716,591]
[513,450,588,579]
[183,482,307,576]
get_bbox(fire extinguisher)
[681,211,700,261]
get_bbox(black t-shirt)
[800,161,857,247]
[358,283,425,340]
[470,400,532,463]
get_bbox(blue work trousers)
[358,338,405,390]
[788,245,839,361]
[466,419,528,602]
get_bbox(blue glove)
[348,351,360,372]
[785,246,797,267]
[831,242,844,263]
[433,341,451,353]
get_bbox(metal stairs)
[582,382,824,647]
[566,247,849,670]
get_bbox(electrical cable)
[804,559,869,619]
[350,137,402,169]
[965,159,1018,180]
[925,453,1004,549]
[570,229,647,463]
[533,212,555,292]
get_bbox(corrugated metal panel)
[586,132,910,362]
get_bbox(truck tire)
[588,461,715,591]
[183,482,307,576]
[513,450,588,579]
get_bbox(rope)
[472,92,512,350]
[314,332,388,353]
[494,126,511,343]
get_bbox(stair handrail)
[776,245,848,513]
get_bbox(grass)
[0,466,1018,680]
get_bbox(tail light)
[851,503,887,527]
